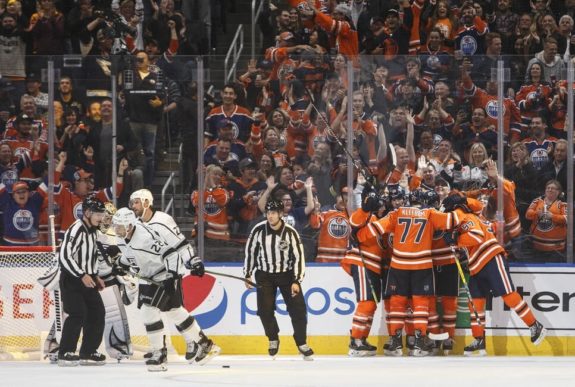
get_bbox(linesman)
[57,196,107,366]
[243,199,314,360]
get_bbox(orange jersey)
[310,207,350,263]
[191,187,232,240]
[359,207,459,270]
[314,10,359,67]
[454,209,506,276]
[408,0,425,54]
[525,198,567,251]
[341,209,389,275]
[431,230,457,266]
[515,83,553,132]
[2,135,48,179]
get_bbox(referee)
[57,196,107,367]
[243,199,314,360]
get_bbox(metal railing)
[251,0,264,59]
[224,25,244,84]
[161,171,176,216]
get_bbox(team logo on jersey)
[73,201,83,220]
[536,214,554,232]
[432,133,443,146]
[426,55,440,70]
[530,148,549,169]
[13,209,34,232]
[327,217,350,239]
[460,35,478,56]
[1,169,18,191]
[182,274,227,329]
[13,147,30,159]
[278,239,290,251]
[204,195,222,216]
[283,214,296,227]
[485,100,506,119]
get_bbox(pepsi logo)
[182,274,227,329]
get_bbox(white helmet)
[112,207,138,228]
[130,189,154,207]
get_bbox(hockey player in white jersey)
[128,189,214,362]
[111,208,220,372]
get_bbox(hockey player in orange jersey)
[356,187,460,356]
[441,192,547,356]
[341,184,389,357]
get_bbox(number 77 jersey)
[358,207,460,271]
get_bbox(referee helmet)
[265,199,284,213]
[82,196,106,213]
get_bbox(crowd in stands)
[0,0,573,264]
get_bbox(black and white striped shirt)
[243,220,306,283]
[58,219,99,277]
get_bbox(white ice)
[1,355,574,387]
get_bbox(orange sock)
[405,298,414,336]
[427,296,440,334]
[389,295,408,336]
[351,300,377,339]
[441,296,457,338]
[383,298,391,335]
[469,298,486,338]
[502,291,536,327]
[412,295,430,334]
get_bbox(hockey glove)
[187,256,205,277]
[362,191,380,212]
[163,271,180,294]
[106,245,121,259]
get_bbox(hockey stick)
[450,246,483,328]
[204,270,261,288]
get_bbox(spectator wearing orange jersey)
[525,179,567,262]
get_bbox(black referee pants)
[58,271,105,356]
[255,271,308,346]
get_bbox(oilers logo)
[460,35,478,56]
[73,201,83,220]
[485,100,506,119]
[537,216,553,232]
[13,209,34,232]
[530,148,549,170]
[426,55,440,70]
[222,120,240,140]
[204,195,222,216]
[1,169,18,190]
[327,217,350,239]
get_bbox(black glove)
[187,256,205,277]
[106,245,121,258]
[362,191,380,212]
[162,272,180,294]
[442,231,459,246]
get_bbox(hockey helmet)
[112,207,138,229]
[100,202,118,233]
[82,195,106,213]
[441,192,471,213]
[129,189,154,207]
[265,199,284,213]
[388,185,405,200]
[419,190,440,208]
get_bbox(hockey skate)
[44,339,59,364]
[530,321,547,346]
[384,331,403,357]
[185,341,198,363]
[146,347,168,372]
[194,335,221,366]
[268,340,280,358]
[57,352,79,367]
[348,337,377,357]
[412,330,434,357]
[297,344,314,361]
[463,337,486,356]
[406,335,415,356]
[442,338,454,355]
[79,352,106,366]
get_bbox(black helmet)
[442,193,470,213]
[419,190,440,208]
[265,199,284,212]
[82,195,106,213]
[388,185,405,200]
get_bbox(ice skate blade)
[302,355,314,361]
[463,349,487,357]
[348,349,376,357]
[147,364,168,372]
[533,327,547,346]
[384,349,403,357]
[411,349,432,357]
[79,359,106,366]
[196,345,221,366]
[57,360,79,367]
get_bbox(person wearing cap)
[228,157,267,237]
[203,120,248,165]
[0,179,47,245]
[24,73,48,116]
[53,151,129,233]
[297,1,359,67]
[243,198,314,360]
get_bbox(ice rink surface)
[1,355,574,387]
